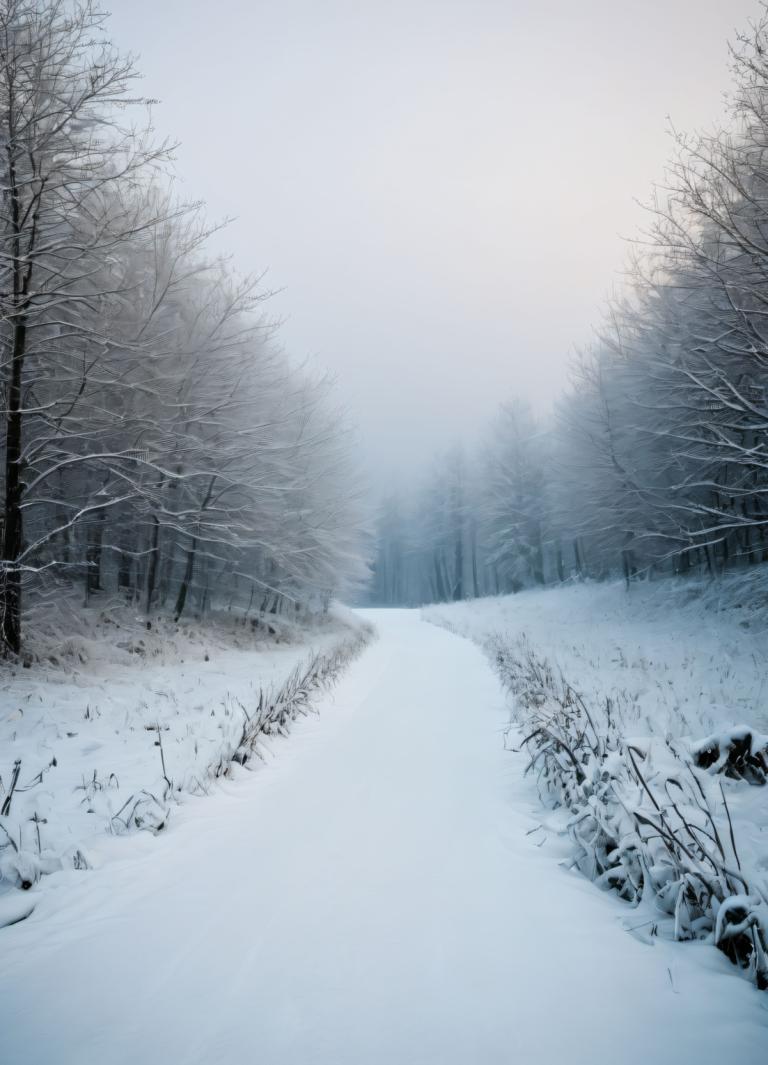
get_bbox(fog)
[109,0,756,483]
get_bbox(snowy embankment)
[0,598,373,924]
[425,577,768,992]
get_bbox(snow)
[0,600,364,901]
[425,579,768,993]
[1,609,766,1063]
[424,576,768,737]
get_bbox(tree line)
[0,0,368,653]
[371,9,768,605]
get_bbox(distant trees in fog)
[0,0,367,652]
[371,10,768,604]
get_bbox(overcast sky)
[109,0,757,485]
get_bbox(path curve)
[1,609,765,1063]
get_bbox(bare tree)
[0,0,171,650]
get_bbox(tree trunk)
[1,124,30,654]
[145,516,160,615]
[453,530,464,600]
[174,536,197,622]
[621,535,635,589]
[573,538,584,577]
[244,583,256,623]
[117,524,133,591]
[433,552,448,602]
[86,510,106,595]
[1,315,26,654]
[470,522,480,598]
[57,504,72,566]
[532,524,545,585]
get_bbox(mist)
[103,0,755,484]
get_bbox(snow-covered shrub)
[228,623,375,771]
[0,618,376,905]
[486,633,768,991]
[0,756,59,892]
[692,727,768,786]
[109,790,170,836]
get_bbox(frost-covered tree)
[0,0,172,649]
[480,401,548,591]
[0,1,369,651]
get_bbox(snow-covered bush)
[224,623,374,771]
[692,727,768,786]
[486,633,768,990]
[0,616,375,907]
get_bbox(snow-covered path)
[1,610,765,1063]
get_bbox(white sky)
[108,0,757,484]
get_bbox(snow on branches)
[0,1,369,655]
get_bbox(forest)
[0,0,368,657]
[7,1,768,640]
[371,12,768,606]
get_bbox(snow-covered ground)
[0,599,365,917]
[425,576,768,737]
[1,610,765,1063]
[425,578,768,998]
